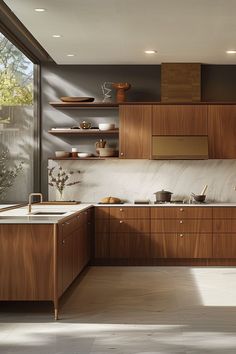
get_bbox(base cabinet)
[150,233,212,258]
[110,233,150,259]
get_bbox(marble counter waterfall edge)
[48,159,236,203]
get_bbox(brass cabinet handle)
[179,234,184,237]
[119,220,123,224]
[179,220,183,224]
[62,240,65,244]
[120,152,124,156]
[120,208,123,212]
[65,221,70,225]
[77,215,80,219]
[180,208,184,212]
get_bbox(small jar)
[71,147,78,158]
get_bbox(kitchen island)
[0,204,93,320]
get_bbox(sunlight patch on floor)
[190,267,236,306]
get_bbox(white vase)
[56,189,64,202]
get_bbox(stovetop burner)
[154,200,184,204]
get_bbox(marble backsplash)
[48,159,236,203]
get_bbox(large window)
[0,32,36,203]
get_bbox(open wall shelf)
[48,129,119,135]
[49,102,119,109]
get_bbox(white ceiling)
[4,0,236,64]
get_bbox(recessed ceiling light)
[34,8,46,12]
[145,50,157,54]
[52,34,61,38]
[67,54,75,57]
[226,50,236,54]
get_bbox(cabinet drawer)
[110,233,150,259]
[61,217,77,236]
[151,207,212,219]
[95,207,110,219]
[213,208,236,219]
[213,219,236,233]
[110,207,150,219]
[150,233,212,259]
[213,234,236,258]
[151,219,212,233]
[110,219,150,233]
[95,219,109,233]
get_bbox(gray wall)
[41,64,236,198]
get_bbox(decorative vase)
[112,82,131,102]
[56,189,64,202]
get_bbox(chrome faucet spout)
[28,193,43,213]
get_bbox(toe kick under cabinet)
[93,206,236,265]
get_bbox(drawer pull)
[120,208,123,212]
[119,220,123,224]
[179,234,184,237]
[180,208,184,212]
[179,220,183,224]
[62,240,65,244]
[65,221,70,225]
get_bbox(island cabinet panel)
[58,210,92,295]
[150,207,212,219]
[208,105,236,158]
[0,224,54,300]
[152,105,207,135]
[213,207,236,219]
[119,105,152,159]
[150,233,212,258]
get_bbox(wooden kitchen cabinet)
[151,219,212,233]
[208,105,236,158]
[150,233,212,258]
[119,105,152,159]
[152,105,207,135]
[213,207,236,258]
[109,233,150,259]
[94,207,110,259]
[151,207,212,219]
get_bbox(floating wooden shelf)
[48,157,119,161]
[49,102,119,109]
[48,129,119,135]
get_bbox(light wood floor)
[1,266,236,353]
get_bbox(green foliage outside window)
[0,33,33,105]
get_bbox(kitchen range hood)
[152,136,209,160]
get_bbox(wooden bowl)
[60,97,94,102]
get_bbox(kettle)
[154,190,173,203]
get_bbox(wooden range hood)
[161,63,201,102]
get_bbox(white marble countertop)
[0,204,20,211]
[1,202,236,224]
[0,204,92,224]
[93,203,236,207]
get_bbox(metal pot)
[154,190,173,203]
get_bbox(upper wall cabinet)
[152,105,208,135]
[119,105,152,159]
[208,105,236,159]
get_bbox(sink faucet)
[28,193,43,213]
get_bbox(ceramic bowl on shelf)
[97,147,116,157]
[98,123,115,131]
[55,151,70,158]
[77,152,92,158]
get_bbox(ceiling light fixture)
[226,50,236,54]
[67,54,75,57]
[34,8,46,12]
[52,34,61,38]
[145,50,157,54]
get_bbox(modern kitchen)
[1,1,236,353]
